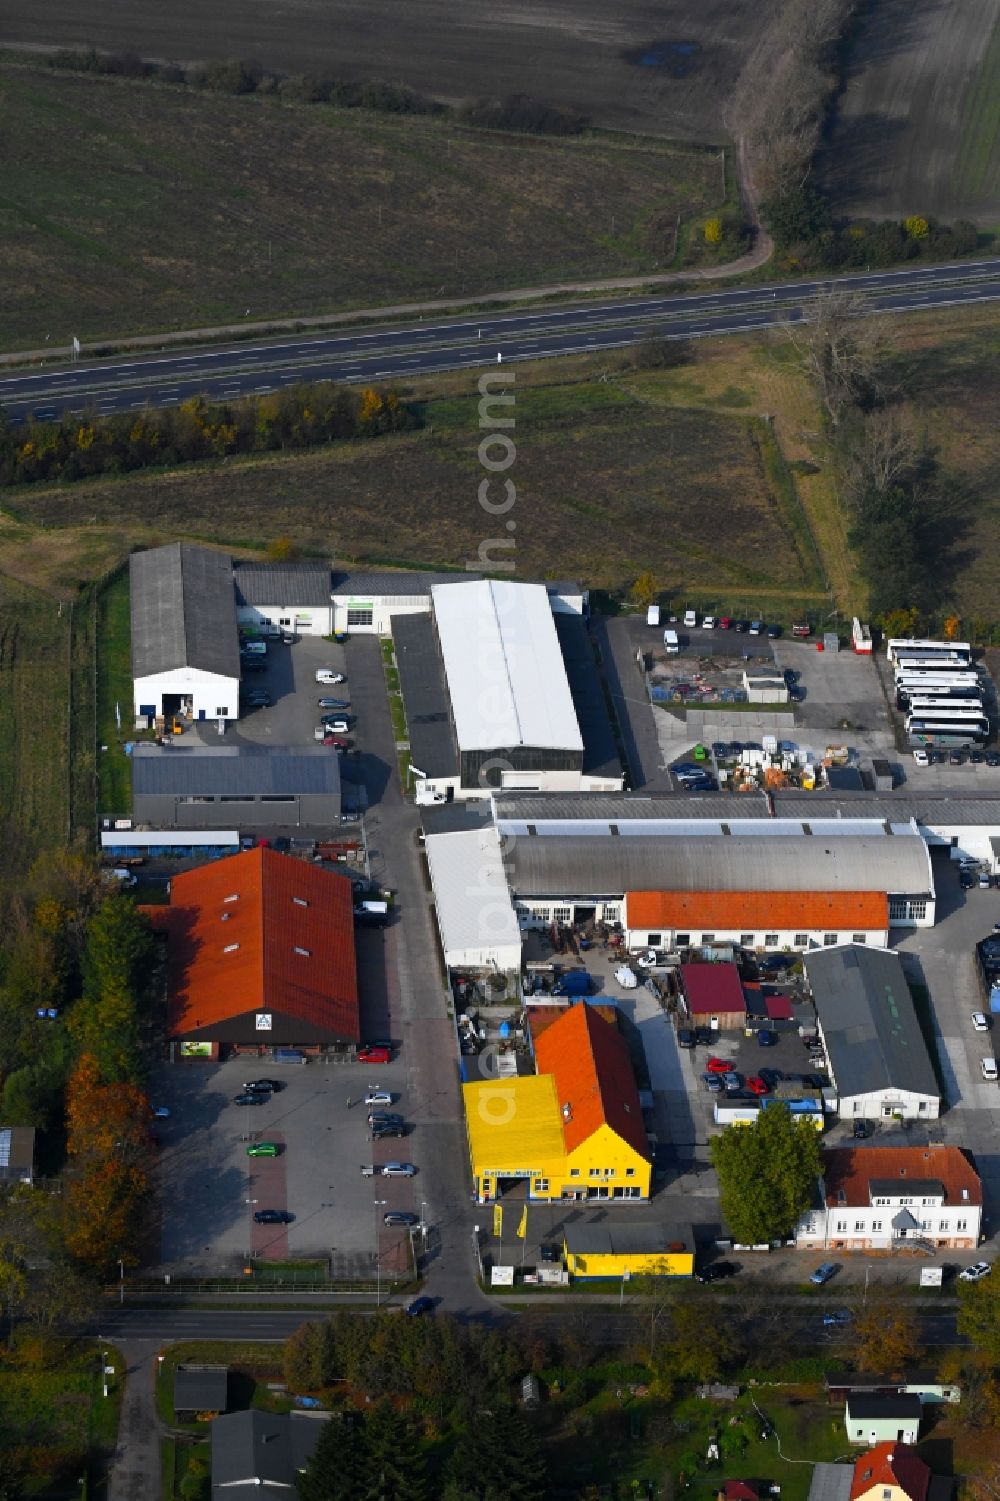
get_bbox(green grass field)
[0,575,71,855]
[954,11,1000,206]
[0,58,728,352]
[0,1342,122,1496]
[3,361,828,607]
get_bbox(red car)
[705,1057,733,1074]
[323,735,351,750]
[357,1046,391,1064]
[718,616,733,629]
[746,1075,769,1096]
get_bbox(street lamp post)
[118,1259,125,1306]
[374,1199,387,1306]
[245,1199,258,1262]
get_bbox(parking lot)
[155,1049,421,1275]
[187,632,351,753]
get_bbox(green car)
[246,1142,279,1158]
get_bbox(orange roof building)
[163,848,360,1047]
[625,890,889,944]
[850,1444,932,1501]
[534,1002,651,1197]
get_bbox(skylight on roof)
[293,946,311,957]
[292,897,309,908]
[224,893,239,904]
[223,943,240,954]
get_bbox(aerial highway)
[2,257,999,422]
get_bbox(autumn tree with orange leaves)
[63,1053,151,1271]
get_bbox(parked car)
[152,1105,171,1119]
[972,1013,990,1032]
[792,622,812,638]
[810,1262,839,1285]
[767,623,783,638]
[246,1142,279,1157]
[368,1113,404,1129]
[407,1296,434,1317]
[677,1028,695,1048]
[241,690,271,707]
[384,1211,420,1227]
[382,1162,416,1177]
[987,752,1000,768]
[695,1260,738,1284]
[749,620,763,635]
[540,1244,561,1263]
[702,615,717,630]
[321,718,351,735]
[718,616,733,630]
[372,1123,405,1139]
[705,1057,733,1074]
[746,1076,769,1096]
[960,871,976,889]
[722,1072,744,1092]
[981,872,992,889]
[822,1309,852,1327]
[758,1068,783,1088]
[734,619,749,633]
[234,1093,268,1107]
[323,735,352,750]
[315,669,346,684]
[357,1046,392,1064]
[853,1120,873,1140]
[981,1057,998,1081]
[703,1074,724,1093]
[958,1261,991,1282]
[281,631,296,645]
[254,1209,294,1224]
[757,1030,778,1047]
[364,1088,394,1106]
[694,1027,715,1046]
[318,698,351,711]
[244,1079,283,1094]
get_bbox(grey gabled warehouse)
[805,944,940,1121]
[131,745,341,829]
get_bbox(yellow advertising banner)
[493,1203,503,1239]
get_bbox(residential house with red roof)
[161,848,360,1052]
[810,1442,950,1501]
[795,1145,982,1251]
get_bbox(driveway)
[593,615,671,790]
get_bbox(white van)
[646,604,661,627]
[683,610,697,628]
[663,629,679,654]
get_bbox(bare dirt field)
[0,60,725,350]
[820,0,1000,223]
[1,0,763,141]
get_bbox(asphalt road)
[91,1301,962,1346]
[3,258,1000,421]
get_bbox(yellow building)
[562,1222,694,1279]
[462,1002,652,1204]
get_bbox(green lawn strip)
[161,1436,177,1499]
[95,565,141,817]
[748,416,826,592]
[0,574,71,855]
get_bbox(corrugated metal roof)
[233,562,332,607]
[130,543,240,679]
[432,580,582,753]
[553,614,621,779]
[510,834,932,898]
[332,569,476,597]
[805,945,939,1101]
[775,792,1000,826]
[392,612,460,779]
[809,1463,855,1501]
[132,745,341,797]
[495,792,773,823]
[424,826,521,962]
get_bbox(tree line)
[0,383,414,489]
[43,48,588,134]
[0,853,157,1309]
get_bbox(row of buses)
[888,638,991,745]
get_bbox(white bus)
[907,715,989,742]
[894,654,971,671]
[905,697,985,717]
[895,669,980,689]
[887,637,971,665]
[905,703,986,722]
